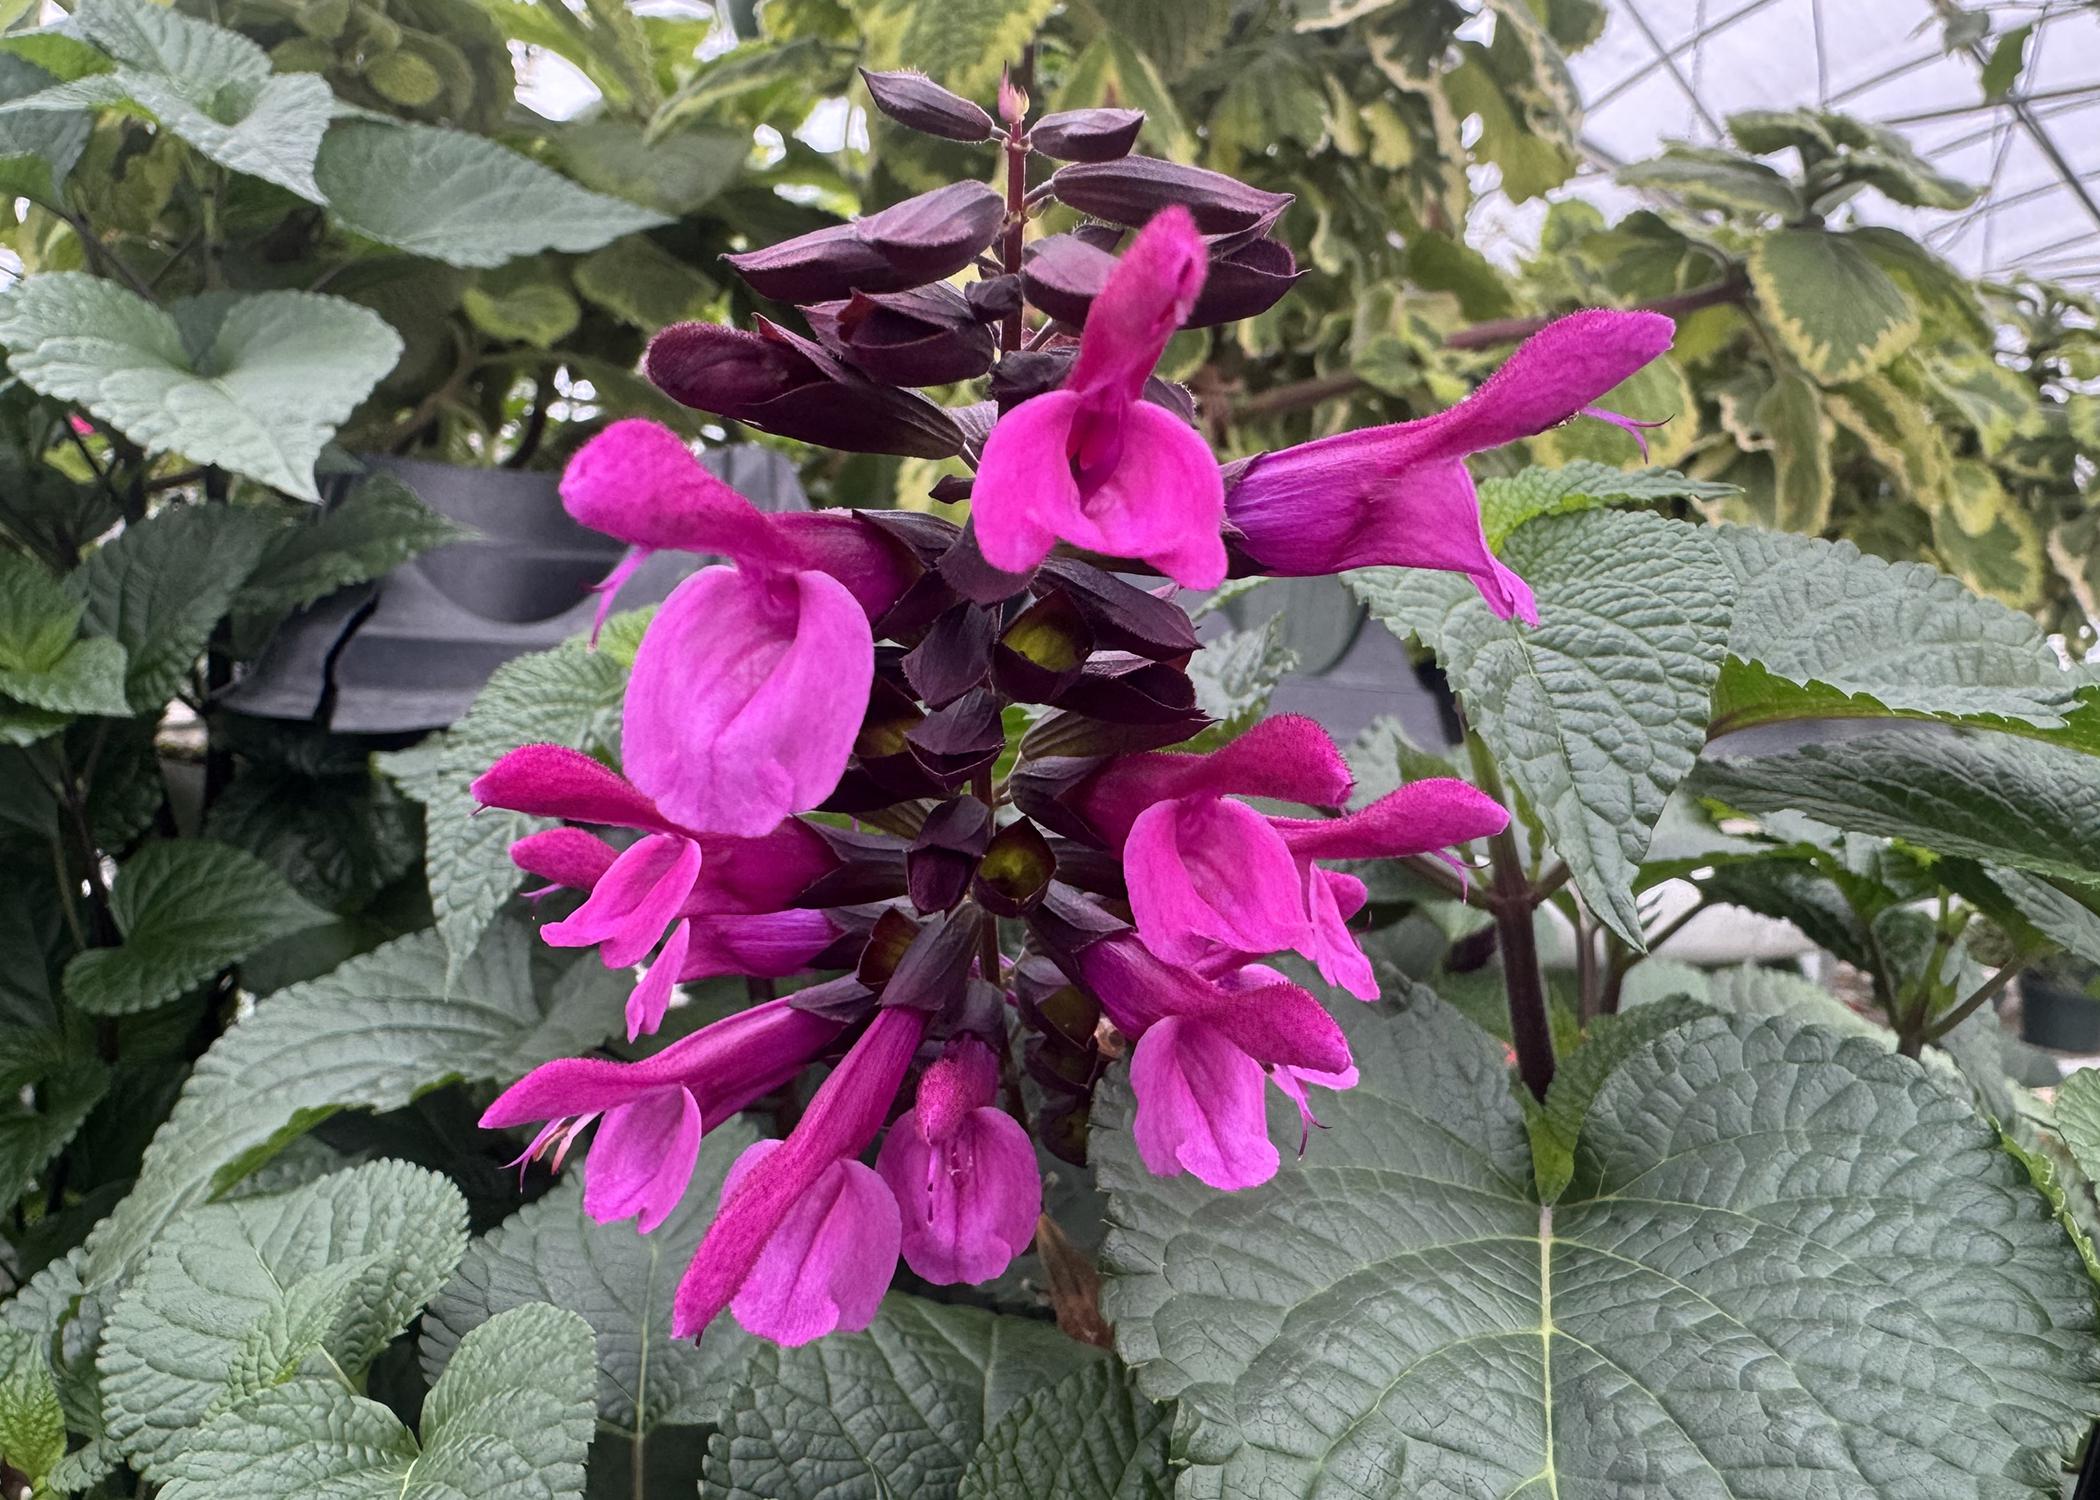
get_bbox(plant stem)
[999,120,1028,353]
[1465,732,1553,1096]
[1919,959,2029,1048]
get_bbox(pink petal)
[686,820,839,915]
[509,827,619,892]
[624,566,873,838]
[1074,714,1353,846]
[1077,936,1353,1076]
[1068,401,1225,588]
[970,388,1081,576]
[480,999,841,1133]
[672,1007,927,1338]
[627,918,691,1040]
[877,1105,1040,1285]
[542,833,702,968]
[582,1087,702,1233]
[1423,310,1676,459]
[1269,778,1509,861]
[1269,1060,1359,1154]
[1125,795,1310,963]
[675,909,840,981]
[721,1142,901,1345]
[472,744,681,835]
[1304,866,1377,1001]
[1130,1017,1277,1190]
[913,1036,1001,1144]
[561,419,795,569]
[1068,207,1207,403]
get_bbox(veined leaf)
[0,276,401,500]
[1352,510,1735,947]
[314,118,667,270]
[1616,143,1805,218]
[1749,228,1919,384]
[1755,370,1833,533]
[957,1360,1173,1500]
[100,1160,468,1476]
[0,1324,65,1494]
[1478,461,1738,551]
[1710,526,2080,736]
[0,549,130,727]
[62,840,329,1017]
[703,1296,1101,1500]
[157,1302,595,1500]
[1099,986,2098,1497]
[420,1120,762,1433]
[79,918,626,1287]
[235,472,467,620]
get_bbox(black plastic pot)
[2020,972,2100,1053]
[229,446,805,732]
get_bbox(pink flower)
[1071,713,1354,849]
[481,999,843,1234]
[875,1037,1040,1284]
[1127,778,1509,1000]
[559,420,893,837]
[477,745,842,1037]
[1076,936,1353,1190]
[1225,309,1677,624]
[972,208,1226,587]
[674,1006,929,1342]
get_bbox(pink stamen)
[1579,405,1669,461]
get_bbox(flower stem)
[1465,731,1553,1098]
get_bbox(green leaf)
[0,1031,108,1208]
[1826,369,1952,508]
[1526,996,1710,1203]
[1183,608,1297,752]
[235,472,467,619]
[420,1119,762,1435]
[462,257,581,347]
[1933,462,2047,610]
[62,840,328,1016]
[206,761,421,913]
[1710,526,2082,736]
[551,118,744,217]
[1695,723,2100,885]
[1755,370,1833,533]
[100,1160,469,1476]
[2056,1069,2100,1185]
[157,1302,595,1500]
[852,0,1059,99]
[0,53,89,205]
[1748,228,1920,384]
[573,234,716,331]
[1983,22,2033,102]
[1986,867,2100,966]
[1351,510,1735,947]
[72,502,277,709]
[956,1360,1173,1500]
[1615,144,1806,218]
[0,275,402,501]
[378,633,629,972]
[0,0,336,199]
[1098,987,2098,1496]
[703,1296,1101,1500]
[78,918,626,1288]
[1477,461,1738,552]
[0,1324,65,1492]
[314,118,668,269]
[0,550,130,724]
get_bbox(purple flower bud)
[1051,656,1199,726]
[725,182,1005,302]
[860,68,996,142]
[1034,558,1197,658]
[905,686,1006,784]
[901,602,996,707]
[803,284,997,387]
[907,795,993,913]
[646,318,965,459]
[1025,232,1301,330]
[1049,156,1292,237]
[964,274,1023,322]
[992,591,1092,704]
[1030,106,1144,162]
[880,905,989,1014]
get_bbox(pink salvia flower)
[973,208,1227,587]
[1071,712,1354,848]
[1127,778,1510,1000]
[1076,936,1353,1190]
[673,1005,931,1342]
[559,421,882,837]
[481,999,844,1233]
[1225,309,1677,624]
[875,1036,1040,1283]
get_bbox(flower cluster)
[476,69,1674,1347]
